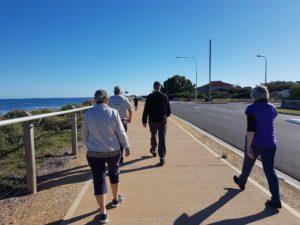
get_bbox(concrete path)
[63,107,300,225]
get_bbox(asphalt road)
[171,101,300,181]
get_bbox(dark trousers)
[238,146,280,202]
[149,122,167,159]
[120,120,128,159]
[87,153,120,195]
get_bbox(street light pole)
[176,56,198,102]
[256,55,268,84]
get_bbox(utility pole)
[208,39,212,102]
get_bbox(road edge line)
[170,117,300,219]
[61,176,92,225]
[171,115,300,190]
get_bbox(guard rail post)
[71,112,78,155]
[23,121,37,194]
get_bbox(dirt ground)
[0,145,90,225]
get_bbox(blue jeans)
[238,146,280,202]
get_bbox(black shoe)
[150,148,157,157]
[159,158,165,166]
[265,199,282,209]
[112,194,124,208]
[233,175,245,191]
[99,213,108,224]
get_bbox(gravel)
[0,144,90,225]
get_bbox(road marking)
[61,175,92,225]
[286,119,300,125]
[170,117,300,219]
[223,116,230,119]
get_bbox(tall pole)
[264,57,267,84]
[195,60,198,102]
[256,55,267,85]
[176,56,198,102]
[209,39,212,102]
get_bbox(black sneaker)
[233,175,245,191]
[159,158,165,166]
[99,213,108,224]
[112,194,124,208]
[265,199,282,209]
[150,148,157,157]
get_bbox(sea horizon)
[0,97,93,116]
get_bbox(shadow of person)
[120,155,153,167]
[207,206,279,225]
[173,188,240,225]
[45,210,99,225]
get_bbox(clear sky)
[0,0,299,98]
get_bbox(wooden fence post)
[71,112,78,155]
[23,122,37,194]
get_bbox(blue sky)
[0,0,299,98]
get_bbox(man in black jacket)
[142,81,171,166]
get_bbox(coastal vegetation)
[0,102,91,198]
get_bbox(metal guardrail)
[0,106,93,195]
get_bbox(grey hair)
[251,85,270,101]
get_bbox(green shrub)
[289,86,300,100]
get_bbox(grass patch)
[276,108,300,116]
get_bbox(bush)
[4,110,28,119]
[60,104,81,111]
[82,100,93,106]
[289,86,300,100]
[173,92,193,99]
[39,116,70,131]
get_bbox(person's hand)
[125,148,130,157]
[163,115,167,122]
[143,123,147,128]
[127,118,131,123]
[247,146,255,159]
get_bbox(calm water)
[0,98,92,115]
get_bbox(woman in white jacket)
[82,89,130,224]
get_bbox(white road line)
[170,117,300,219]
[61,175,92,225]
[286,119,300,125]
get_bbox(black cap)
[94,89,108,100]
[153,81,161,87]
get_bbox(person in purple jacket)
[233,85,282,208]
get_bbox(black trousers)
[149,122,167,159]
[87,153,121,195]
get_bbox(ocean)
[0,98,93,115]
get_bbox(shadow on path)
[46,210,99,225]
[207,206,279,225]
[173,188,240,225]
[120,155,153,167]
[38,165,91,191]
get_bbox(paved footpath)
[63,107,300,225]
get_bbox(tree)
[161,75,195,95]
[266,81,296,92]
[289,85,300,100]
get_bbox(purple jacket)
[245,100,277,149]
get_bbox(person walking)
[82,89,131,224]
[108,86,132,163]
[233,85,282,208]
[142,81,171,166]
[133,95,139,111]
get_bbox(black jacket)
[142,91,171,123]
